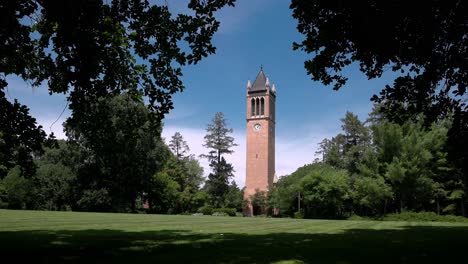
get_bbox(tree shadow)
[1,224,467,263]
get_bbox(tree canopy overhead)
[1,0,235,121]
[290,0,467,126]
[291,0,468,208]
[291,0,467,96]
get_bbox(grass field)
[1,209,468,263]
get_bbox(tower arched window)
[260,97,265,116]
[255,98,260,117]
[251,98,255,117]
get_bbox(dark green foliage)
[0,95,50,178]
[2,166,35,209]
[300,165,352,218]
[169,132,190,160]
[0,183,7,209]
[149,150,205,214]
[212,208,237,217]
[198,206,213,215]
[76,189,112,212]
[224,181,244,212]
[1,0,236,121]
[317,112,370,174]
[0,0,235,213]
[250,189,269,216]
[353,176,393,215]
[293,211,304,219]
[65,94,169,212]
[383,211,468,223]
[291,0,467,215]
[275,111,464,219]
[268,164,318,216]
[290,0,466,98]
[205,158,233,208]
[148,171,180,214]
[33,164,74,211]
[202,112,237,207]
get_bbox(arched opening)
[251,98,255,116]
[256,98,260,117]
[260,97,265,116]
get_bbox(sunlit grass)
[1,209,467,263]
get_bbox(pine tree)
[168,132,190,160]
[201,112,237,207]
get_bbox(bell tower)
[244,68,276,216]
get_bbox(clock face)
[253,123,261,132]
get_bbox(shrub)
[76,189,111,212]
[347,214,365,221]
[294,211,304,219]
[383,211,468,223]
[212,212,228,216]
[198,206,213,215]
[213,208,237,216]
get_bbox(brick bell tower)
[244,67,276,216]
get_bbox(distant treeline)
[264,109,466,219]
[0,95,243,214]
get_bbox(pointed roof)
[250,69,267,92]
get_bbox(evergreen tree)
[201,112,237,207]
[168,132,190,160]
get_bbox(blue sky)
[6,0,400,187]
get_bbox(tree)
[205,157,234,208]
[224,181,244,212]
[290,0,466,99]
[184,156,205,191]
[2,0,235,122]
[202,112,237,207]
[168,132,190,160]
[0,1,235,203]
[317,135,346,169]
[340,112,370,174]
[291,0,467,212]
[269,163,324,217]
[161,134,205,213]
[33,163,74,211]
[179,155,205,212]
[2,166,35,209]
[250,189,268,216]
[317,112,370,174]
[148,171,180,214]
[353,176,393,216]
[65,94,168,212]
[300,165,352,218]
[0,94,51,178]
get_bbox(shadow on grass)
[1,225,467,263]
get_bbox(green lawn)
[1,209,467,263]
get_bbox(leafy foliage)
[202,112,237,207]
[0,94,50,178]
[1,0,236,121]
[291,0,467,214]
[65,94,168,212]
[273,111,464,219]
